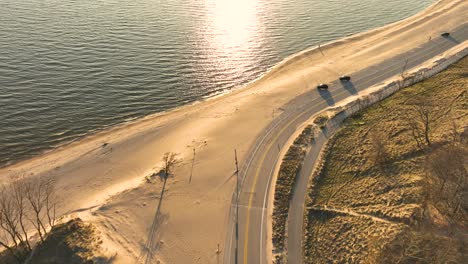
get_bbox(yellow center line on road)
[242,102,321,263]
[241,63,404,262]
[242,39,458,263]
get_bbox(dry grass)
[304,209,403,264]
[303,57,468,263]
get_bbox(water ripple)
[0,0,435,166]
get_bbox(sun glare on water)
[210,0,260,47]
[201,0,264,73]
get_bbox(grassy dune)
[304,57,467,263]
[0,218,112,264]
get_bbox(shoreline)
[0,0,446,170]
[1,0,466,262]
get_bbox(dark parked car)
[339,75,351,82]
[441,32,450,37]
[317,83,329,90]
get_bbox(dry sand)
[0,0,466,263]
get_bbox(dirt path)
[309,205,403,225]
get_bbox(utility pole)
[234,149,239,264]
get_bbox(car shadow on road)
[318,89,335,106]
[341,80,358,95]
[444,36,460,44]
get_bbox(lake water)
[0,0,434,166]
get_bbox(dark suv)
[339,75,351,82]
[317,83,329,89]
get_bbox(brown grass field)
[304,57,467,263]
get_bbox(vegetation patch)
[272,125,315,263]
[304,208,403,263]
[0,175,113,263]
[312,114,329,129]
[0,218,112,264]
[303,57,468,263]
[27,218,112,264]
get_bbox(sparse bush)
[369,129,390,169]
[313,115,329,129]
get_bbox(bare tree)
[0,186,23,262]
[161,152,181,184]
[24,178,47,243]
[10,180,31,252]
[0,178,37,263]
[154,152,182,203]
[42,177,57,224]
[0,175,58,263]
[424,144,467,220]
[402,95,451,148]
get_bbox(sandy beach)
[0,0,466,263]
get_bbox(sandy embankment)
[0,0,466,263]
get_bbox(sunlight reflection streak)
[202,0,263,73]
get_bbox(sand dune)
[0,0,466,263]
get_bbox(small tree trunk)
[19,217,32,251]
[424,128,431,146]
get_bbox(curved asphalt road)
[224,24,467,264]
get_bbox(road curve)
[286,25,467,264]
[224,24,468,264]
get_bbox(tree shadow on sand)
[139,170,171,264]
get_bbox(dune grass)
[303,57,467,263]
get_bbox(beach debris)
[216,243,221,254]
[145,175,152,183]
